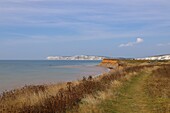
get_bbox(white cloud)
[136,38,144,43]
[157,43,170,46]
[119,38,144,47]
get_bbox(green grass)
[89,66,170,113]
[98,71,152,113]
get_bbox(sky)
[0,0,170,59]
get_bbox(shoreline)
[1,59,170,112]
[0,64,109,94]
[0,61,115,112]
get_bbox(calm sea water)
[0,60,107,92]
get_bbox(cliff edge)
[99,59,119,69]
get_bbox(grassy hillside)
[74,64,170,113]
[0,60,170,113]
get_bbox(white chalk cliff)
[47,55,105,60]
[136,54,170,60]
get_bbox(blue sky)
[0,0,170,59]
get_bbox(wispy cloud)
[0,0,170,35]
[0,0,170,59]
[157,43,170,46]
[1,31,138,46]
[119,38,144,47]
[0,0,170,25]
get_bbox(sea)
[0,60,108,93]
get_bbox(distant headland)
[47,54,170,60]
[136,54,170,60]
[47,55,106,60]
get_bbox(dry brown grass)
[73,67,150,113]
[73,80,122,113]
[75,64,170,113]
[145,65,170,113]
[0,83,67,113]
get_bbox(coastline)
[0,61,108,94]
[1,59,170,112]
[0,60,114,112]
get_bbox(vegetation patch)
[145,66,170,113]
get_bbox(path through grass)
[100,71,152,113]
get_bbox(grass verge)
[75,65,170,113]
